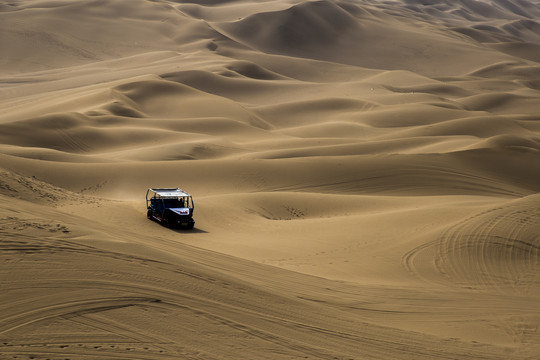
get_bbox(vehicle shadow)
[147,218,208,234]
[170,227,208,234]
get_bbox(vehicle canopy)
[146,188,194,209]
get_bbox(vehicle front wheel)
[147,209,153,219]
[161,217,171,228]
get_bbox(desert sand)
[1,0,540,359]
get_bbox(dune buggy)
[146,188,195,229]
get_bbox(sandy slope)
[2,0,540,359]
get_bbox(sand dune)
[2,0,540,359]
[217,0,517,75]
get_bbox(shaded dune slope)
[216,0,516,75]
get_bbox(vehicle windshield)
[162,198,185,208]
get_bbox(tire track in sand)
[402,195,540,348]
[434,195,540,293]
[403,195,540,293]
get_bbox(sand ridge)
[2,0,540,358]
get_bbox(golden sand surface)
[1,0,540,358]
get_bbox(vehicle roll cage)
[146,188,194,209]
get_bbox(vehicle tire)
[161,218,170,228]
[162,213,176,228]
[147,209,153,220]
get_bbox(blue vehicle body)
[146,188,195,229]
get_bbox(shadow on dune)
[172,227,208,235]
